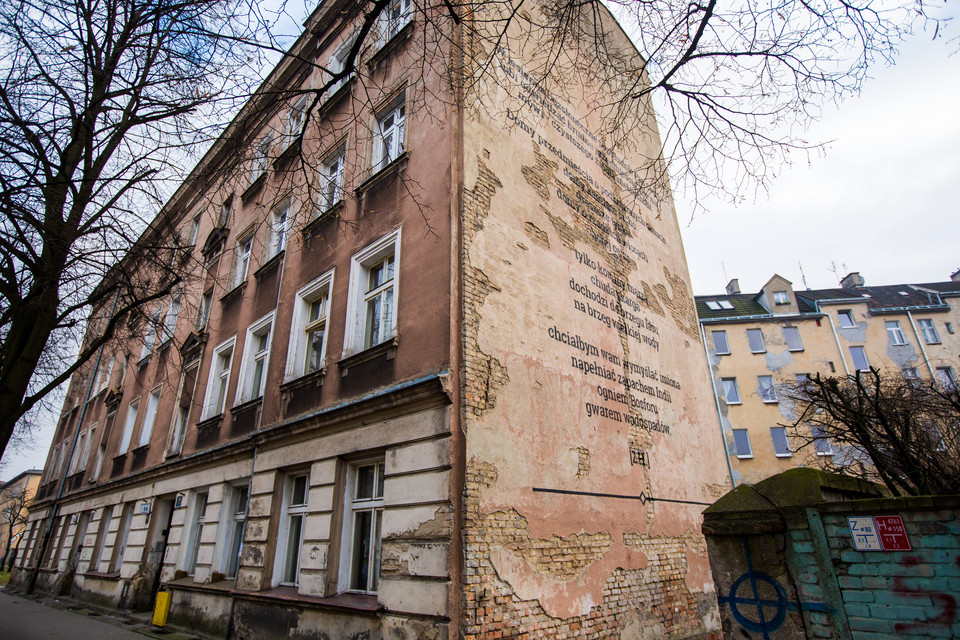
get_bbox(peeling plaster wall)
[459,4,730,638]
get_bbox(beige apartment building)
[697,271,960,486]
[0,469,41,570]
[12,1,733,638]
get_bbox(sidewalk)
[0,587,205,640]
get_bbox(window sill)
[241,173,266,204]
[230,396,262,416]
[112,452,128,462]
[197,414,224,431]
[367,20,413,69]
[750,350,766,355]
[273,142,300,170]
[725,401,742,406]
[230,587,383,616]
[735,454,754,460]
[775,453,793,458]
[254,251,284,279]
[787,349,804,353]
[355,152,407,198]
[303,201,344,237]
[280,368,325,394]
[220,281,246,304]
[180,330,208,358]
[816,451,834,457]
[80,570,122,581]
[924,341,942,346]
[715,352,730,357]
[761,399,779,404]
[317,78,355,118]
[338,337,399,376]
[132,444,149,455]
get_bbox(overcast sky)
[678,22,960,296]
[3,9,958,481]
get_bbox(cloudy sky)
[2,9,958,480]
[678,22,960,296]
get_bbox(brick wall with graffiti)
[701,468,960,640]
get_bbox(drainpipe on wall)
[906,311,936,379]
[699,323,736,489]
[824,313,851,376]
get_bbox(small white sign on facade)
[848,516,882,551]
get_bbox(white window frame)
[721,378,741,405]
[837,310,855,328]
[811,426,834,455]
[284,96,308,149]
[139,305,164,361]
[111,503,134,573]
[783,326,803,352]
[773,291,789,305]
[162,291,182,342]
[267,202,290,259]
[317,146,346,213]
[918,318,940,344]
[285,270,335,381]
[903,367,920,380]
[339,460,385,594]
[885,320,907,345]
[232,236,253,289]
[344,230,400,355]
[274,473,309,586]
[203,337,236,418]
[236,312,275,404]
[186,214,201,246]
[220,484,248,579]
[219,198,233,227]
[183,491,208,575]
[168,360,200,456]
[732,429,753,459]
[250,135,272,184]
[849,346,870,372]
[95,352,115,392]
[711,330,729,355]
[747,328,765,354]
[69,429,87,474]
[137,386,161,448]
[119,398,140,454]
[376,0,412,47]
[372,97,405,173]
[196,290,213,331]
[937,367,956,389]
[758,375,777,403]
[324,33,358,95]
[770,427,791,457]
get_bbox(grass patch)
[0,570,11,586]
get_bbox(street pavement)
[0,588,200,639]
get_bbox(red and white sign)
[874,515,912,551]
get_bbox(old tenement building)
[698,271,960,486]
[13,1,732,638]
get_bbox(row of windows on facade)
[25,461,385,594]
[711,315,949,359]
[718,364,956,408]
[731,426,834,460]
[46,230,401,482]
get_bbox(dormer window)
[773,291,789,305]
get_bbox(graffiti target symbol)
[724,571,790,636]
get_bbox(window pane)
[838,311,854,327]
[722,378,740,404]
[351,510,372,590]
[284,514,302,583]
[291,475,308,506]
[850,346,870,371]
[747,329,765,353]
[770,427,790,456]
[758,376,776,402]
[812,426,833,454]
[783,327,803,351]
[733,429,752,457]
[370,510,382,592]
[356,465,376,500]
[712,331,729,354]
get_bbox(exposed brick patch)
[574,446,590,478]
[653,266,700,339]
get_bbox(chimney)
[840,272,864,290]
[725,278,740,295]
[951,268,960,283]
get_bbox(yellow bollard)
[152,590,171,627]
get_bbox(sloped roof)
[695,294,769,320]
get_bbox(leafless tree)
[0,0,946,463]
[783,369,960,497]
[1,483,32,570]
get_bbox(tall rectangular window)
[343,461,384,593]
[284,96,307,149]
[95,352,114,392]
[90,507,113,572]
[325,34,357,95]
[169,361,199,456]
[770,427,791,457]
[918,318,940,344]
[139,305,163,361]
[711,330,729,355]
[196,291,213,330]
[184,492,208,575]
[250,135,271,184]
[237,314,274,403]
[837,310,855,327]
[747,328,765,353]
[849,346,870,372]
[377,0,412,45]
[782,326,803,351]
[276,474,309,586]
[937,367,956,389]
[111,503,134,572]
[161,291,182,342]
[346,231,400,354]
[811,426,833,455]
[885,320,907,345]
[286,271,334,379]
[317,147,346,212]
[268,202,289,258]
[224,485,248,579]
[758,376,777,403]
[732,429,753,459]
[372,99,405,172]
[232,237,253,289]
[721,378,741,404]
[204,338,235,418]
[138,387,161,448]
[119,399,140,453]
